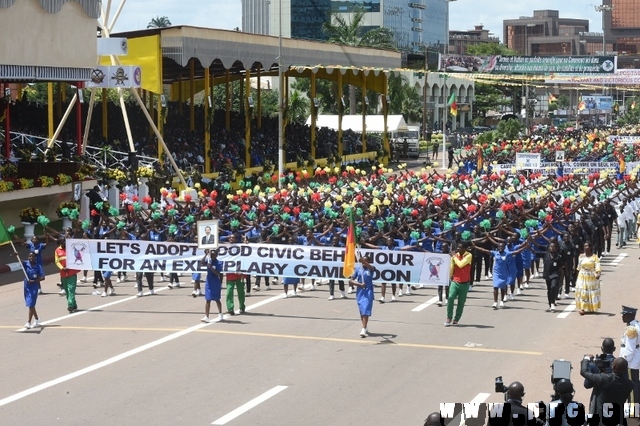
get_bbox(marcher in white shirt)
[616,204,628,248]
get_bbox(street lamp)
[595,4,614,95]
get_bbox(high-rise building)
[257,0,447,65]
[242,0,270,35]
[503,10,594,56]
[608,0,640,56]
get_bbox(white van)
[390,126,420,158]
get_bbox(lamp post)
[440,73,449,165]
[277,0,284,189]
[595,4,614,95]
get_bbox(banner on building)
[65,240,452,287]
[87,65,142,89]
[438,54,617,74]
[515,153,541,170]
[545,69,640,85]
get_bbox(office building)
[607,0,640,58]
[448,25,500,55]
[503,10,601,56]
[241,0,270,35]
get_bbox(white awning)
[306,115,408,133]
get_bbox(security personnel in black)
[559,233,574,299]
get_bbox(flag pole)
[10,239,29,280]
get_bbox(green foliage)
[556,94,570,109]
[287,90,310,124]
[322,7,396,50]
[475,130,498,144]
[617,96,640,125]
[466,43,517,56]
[473,82,511,120]
[388,73,422,124]
[148,16,172,28]
[496,119,524,140]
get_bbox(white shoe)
[108,288,115,296]
[347,287,354,294]
[253,285,259,291]
[437,300,443,306]
[509,293,515,301]
[488,272,493,278]
[121,277,127,283]
[310,284,316,291]
[499,301,505,309]
[524,283,529,289]
[80,277,88,283]
[174,283,181,288]
[340,291,347,299]
[492,302,498,310]
[159,277,165,282]
[191,290,197,297]
[218,313,224,321]
[405,288,412,295]
[58,289,66,296]
[503,295,508,302]
[391,295,397,302]
[328,295,335,300]
[201,316,210,323]
[271,278,278,285]
[116,278,122,283]
[282,293,288,299]
[101,291,107,297]
[133,283,138,288]
[360,328,367,338]
[136,292,143,297]
[191,280,195,284]
[515,289,522,295]
[195,289,201,297]
[550,304,556,312]
[398,290,403,297]
[292,291,297,297]
[149,289,155,295]
[562,293,569,299]
[34,320,40,328]
[484,275,489,281]
[38,289,42,295]
[168,283,174,289]
[379,296,385,303]
[24,322,31,329]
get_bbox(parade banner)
[492,161,619,174]
[439,54,617,74]
[608,135,640,144]
[545,69,640,85]
[515,153,541,170]
[65,240,451,286]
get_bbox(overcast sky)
[111,0,605,42]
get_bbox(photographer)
[580,356,634,425]
[547,379,586,426]
[584,338,616,392]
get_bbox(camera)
[551,360,572,385]
[495,376,509,400]
[586,354,613,373]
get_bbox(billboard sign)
[439,54,617,74]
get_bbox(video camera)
[495,376,509,401]
[585,354,613,373]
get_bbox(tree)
[387,73,422,124]
[148,16,171,29]
[617,96,640,125]
[473,82,511,122]
[466,43,517,56]
[322,7,396,113]
[287,90,309,124]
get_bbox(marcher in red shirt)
[445,241,472,326]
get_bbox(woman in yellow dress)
[575,241,601,315]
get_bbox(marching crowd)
[13,125,640,334]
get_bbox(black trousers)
[438,285,449,302]
[629,368,640,412]
[545,277,559,306]
[328,279,345,296]
[136,272,154,291]
[245,275,252,293]
[254,276,271,288]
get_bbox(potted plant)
[38,176,55,188]
[19,207,43,239]
[56,173,73,185]
[136,166,154,183]
[106,168,127,186]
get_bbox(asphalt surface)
[2,151,637,425]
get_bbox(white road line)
[2,295,282,407]
[211,385,288,425]
[557,301,576,319]
[603,253,627,266]
[16,286,171,332]
[412,296,439,312]
[470,392,491,404]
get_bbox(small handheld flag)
[342,210,356,278]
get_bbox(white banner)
[608,135,640,144]
[492,161,619,174]
[515,153,541,170]
[66,240,451,286]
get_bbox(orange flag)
[342,209,356,278]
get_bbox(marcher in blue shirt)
[201,249,224,323]
[349,253,375,338]
[20,252,45,329]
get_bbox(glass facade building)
[291,0,331,41]
[610,0,640,56]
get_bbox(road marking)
[603,253,627,266]
[15,286,173,332]
[412,296,439,312]
[470,393,491,404]
[1,295,282,406]
[211,385,288,425]
[557,301,576,319]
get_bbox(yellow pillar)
[157,93,163,161]
[361,73,367,154]
[245,70,252,167]
[337,72,343,156]
[225,70,231,131]
[382,73,389,166]
[16,84,22,101]
[257,69,262,129]
[190,59,195,131]
[178,73,183,116]
[204,67,211,174]
[47,83,54,138]
[310,72,317,159]
[102,88,108,139]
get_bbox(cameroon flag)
[448,93,458,116]
[477,149,484,172]
[343,209,356,278]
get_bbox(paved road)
[0,236,636,425]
